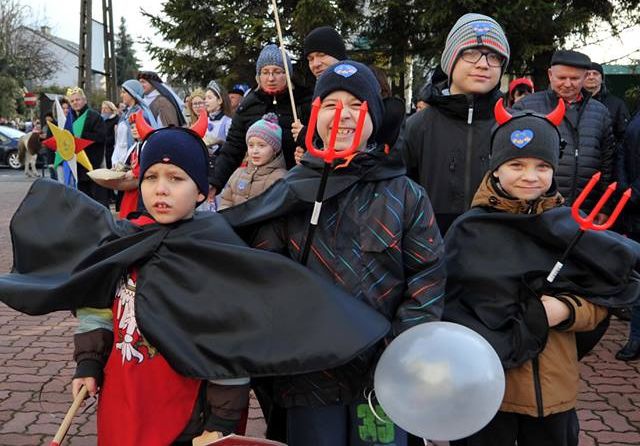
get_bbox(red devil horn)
[493,98,512,125]
[190,108,208,137]
[546,98,565,126]
[132,110,154,140]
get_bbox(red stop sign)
[24,93,37,107]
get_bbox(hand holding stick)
[50,385,88,446]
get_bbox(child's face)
[493,157,553,200]
[317,90,373,152]
[141,163,204,224]
[247,136,276,167]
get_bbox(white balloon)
[374,321,505,441]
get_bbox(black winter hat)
[590,62,604,77]
[139,128,209,200]
[490,100,565,171]
[313,60,384,140]
[550,50,591,69]
[303,26,347,60]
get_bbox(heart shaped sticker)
[510,129,534,149]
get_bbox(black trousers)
[450,409,579,446]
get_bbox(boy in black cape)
[0,124,389,444]
[444,100,640,446]
[222,60,446,446]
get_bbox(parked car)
[0,126,26,169]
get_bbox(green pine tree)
[115,17,141,86]
[142,0,361,88]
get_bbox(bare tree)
[0,0,60,83]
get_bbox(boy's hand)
[541,294,571,327]
[294,146,305,165]
[291,120,303,140]
[72,377,98,398]
[192,430,223,446]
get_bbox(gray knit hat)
[440,13,510,78]
[256,44,293,76]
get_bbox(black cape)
[222,147,406,230]
[443,206,640,369]
[0,180,390,380]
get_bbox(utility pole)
[102,0,118,102]
[78,0,92,95]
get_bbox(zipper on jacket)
[464,95,474,208]
[570,147,579,202]
[532,356,544,418]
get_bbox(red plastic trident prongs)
[571,171,632,231]
[305,97,368,163]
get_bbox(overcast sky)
[23,0,164,71]
[21,0,640,72]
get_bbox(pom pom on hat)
[246,113,283,153]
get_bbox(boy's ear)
[492,170,499,178]
[198,193,206,203]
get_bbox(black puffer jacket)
[210,87,311,191]
[514,89,615,209]
[593,86,630,144]
[396,80,504,229]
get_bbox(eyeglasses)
[259,69,286,78]
[460,49,505,67]
[191,100,205,107]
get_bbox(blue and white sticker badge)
[510,129,534,149]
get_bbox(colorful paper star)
[42,123,94,171]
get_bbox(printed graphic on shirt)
[356,403,397,445]
[114,275,157,363]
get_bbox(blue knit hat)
[313,61,383,140]
[121,79,144,104]
[139,128,209,200]
[256,44,293,76]
[246,113,282,153]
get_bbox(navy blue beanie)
[313,60,383,140]
[139,128,209,199]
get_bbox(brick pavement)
[0,173,639,445]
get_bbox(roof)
[603,64,640,75]
[19,26,79,55]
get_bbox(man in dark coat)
[585,62,630,145]
[514,50,616,218]
[396,13,510,235]
[67,87,109,207]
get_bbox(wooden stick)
[270,0,299,122]
[50,386,88,446]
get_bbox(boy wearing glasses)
[397,13,510,234]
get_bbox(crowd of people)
[2,11,640,446]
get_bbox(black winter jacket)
[70,105,105,182]
[593,86,630,144]
[617,111,640,233]
[222,148,446,407]
[396,81,504,221]
[210,87,311,191]
[514,89,615,209]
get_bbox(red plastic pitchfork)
[546,172,632,284]
[299,97,368,264]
